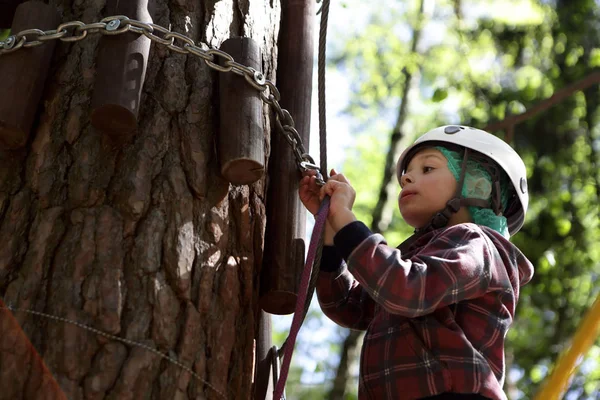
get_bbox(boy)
[299,125,534,400]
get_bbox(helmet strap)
[403,148,504,249]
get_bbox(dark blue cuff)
[334,221,373,261]
[320,246,343,272]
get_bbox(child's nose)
[401,173,414,186]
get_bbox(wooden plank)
[90,0,151,141]
[0,1,60,149]
[260,0,316,315]
[218,37,265,184]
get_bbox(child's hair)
[435,146,512,238]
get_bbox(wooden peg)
[218,37,265,185]
[0,1,60,150]
[90,0,151,141]
[260,236,305,315]
[253,311,274,400]
[259,0,315,315]
[0,0,23,29]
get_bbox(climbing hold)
[0,1,60,149]
[218,37,265,185]
[90,0,151,141]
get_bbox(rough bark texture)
[0,0,280,399]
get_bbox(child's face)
[398,148,458,229]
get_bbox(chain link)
[0,15,324,184]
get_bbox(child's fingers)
[319,180,336,200]
[302,170,317,178]
[329,172,350,185]
[299,176,310,189]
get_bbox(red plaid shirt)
[316,222,533,400]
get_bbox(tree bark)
[0,1,281,399]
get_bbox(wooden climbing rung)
[260,0,315,315]
[90,0,151,141]
[0,1,60,149]
[218,37,265,185]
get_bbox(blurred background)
[272,0,600,399]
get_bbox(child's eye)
[423,166,434,173]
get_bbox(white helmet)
[397,125,529,235]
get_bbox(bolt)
[3,36,15,49]
[106,20,121,31]
[254,71,266,85]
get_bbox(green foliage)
[0,30,10,41]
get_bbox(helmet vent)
[444,126,461,134]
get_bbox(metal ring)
[261,92,276,106]
[57,21,87,42]
[280,109,295,127]
[15,28,46,48]
[127,19,153,35]
[265,80,281,101]
[204,49,234,72]
[289,128,305,152]
[228,60,254,77]
[143,23,173,46]
[38,29,67,41]
[186,44,212,62]
[79,22,108,34]
[283,125,301,143]
[293,146,305,165]
[281,131,298,148]
[15,28,45,40]
[164,31,195,54]
[269,97,284,118]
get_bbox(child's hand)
[299,169,322,215]
[320,169,357,231]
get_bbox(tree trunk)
[327,330,362,400]
[0,1,280,399]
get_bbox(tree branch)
[484,71,600,135]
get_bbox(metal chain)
[0,305,228,399]
[0,15,325,185]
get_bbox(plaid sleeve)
[336,221,499,318]
[316,247,375,330]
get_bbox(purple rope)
[273,196,330,399]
